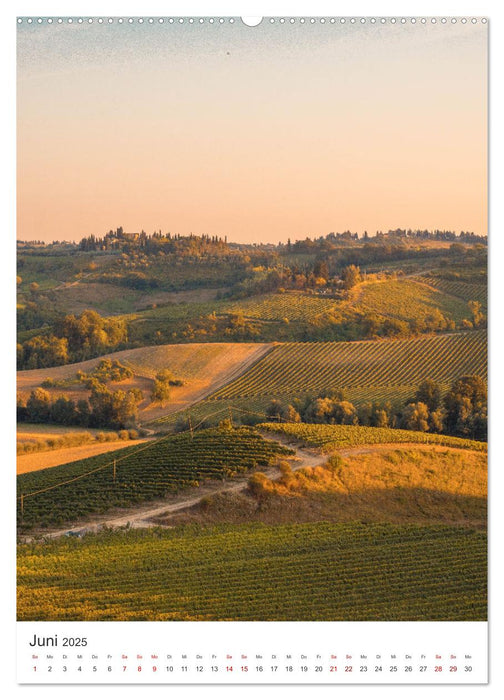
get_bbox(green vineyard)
[17,522,487,621]
[17,427,292,529]
[259,423,487,452]
[352,279,471,324]
[414,276,487,306]
[151,397,273,429]
[210,331,487,402]
[222,292,344,322]
[151,331,487,427]
[215,277,483,325]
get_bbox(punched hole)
[241,17,263,27]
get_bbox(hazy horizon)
[16,225,487,246]
[17,18,487,244]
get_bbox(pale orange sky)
[17,19,487,243]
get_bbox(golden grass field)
[17,438,148,474]
[17,423,105,443]
[162,445,486,529]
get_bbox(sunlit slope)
[413,275,487,306]
[166,444,486,529]
[350,278,474,323]
[17,342,272,421]
[211,331,487,405]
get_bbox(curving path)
[20,435,474,542]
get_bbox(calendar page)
[15,5,489,689]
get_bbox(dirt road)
[21,436,326,541]
[20,435,470,542]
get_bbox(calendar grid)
[17,621,488,684]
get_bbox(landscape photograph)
[16,17,487,622]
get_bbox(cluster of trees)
[150,369,183,403]
[17,335,70,369]
[308,307,456,343]
[265,375,487,441]
[464,301,486,329]
[17,383,144,430]
[41,359,133,390]
[442,376,487,440]
[98,270,162,291]
[17,429,139,455]
[397,376,487,440]
[53,310,128,360]
[174,311,261,343]
[17,310,128,369]
[76,359,133,387]
[17,300,62,333]
[17,239,47,247]
[79,228,230,254]
[229,262,363,300]
[372,229,486,242]
[284,229,486,251]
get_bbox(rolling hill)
[153,330,487,427]
[17,341,272,424]
[211,331,486,403]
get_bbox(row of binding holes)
[18,17,232,24]
[18,17,487,25]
